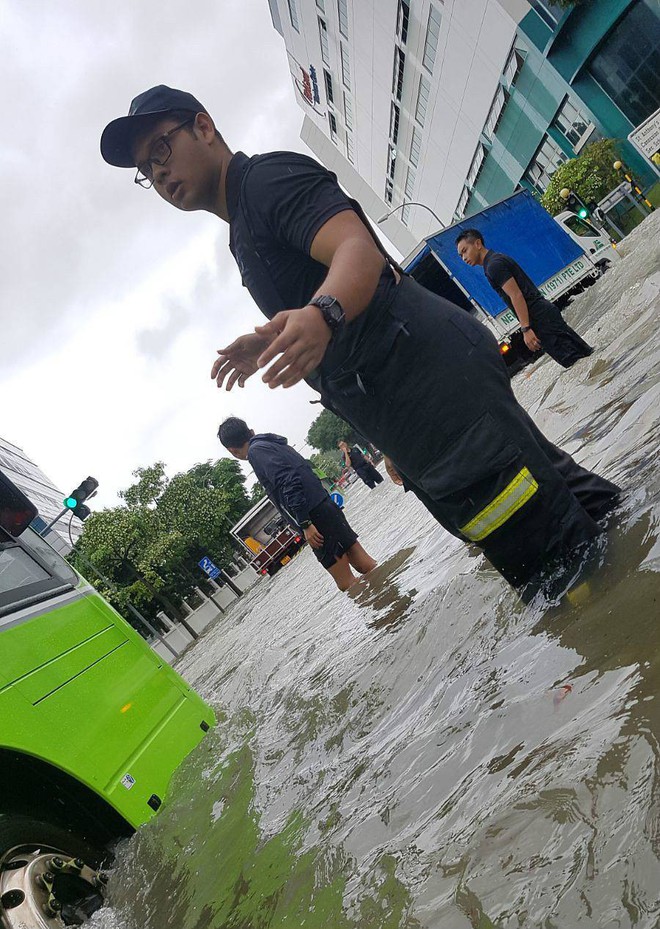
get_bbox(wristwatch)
[309,295,345,335]
[299,519,312,530]
[521,326,531,332]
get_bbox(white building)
[0,436,83,552]
[268,0,530,255]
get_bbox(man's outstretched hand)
[211,333,272,390]
[255,306,331,389]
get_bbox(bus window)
[0,544,50,592]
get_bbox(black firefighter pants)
[319,275,619,591]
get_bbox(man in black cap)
[101,85,620,597]
[456,229,593,368]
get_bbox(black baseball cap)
[100,85,208,168]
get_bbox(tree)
[306,409,355,453]
[70,456,257,630]
[541,138,621,216]
[310,451,343,482]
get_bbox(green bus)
[0,469,214,927]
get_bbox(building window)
[329,112,338,140]
[323,68,334,105]
[389,102,400,145]
[553,96,592,150]
[340,44,351,90]
[456,186,470,218]
[396,0,410,44]
[401,203,411,224]
[287,0,300,32]
[316,0,325,11]
[523,134,569,194]
[392,47,406,101]
[404,166,416,199]
[588,0,660,127]
[466,144,486,188]
[337,0,349,38]
[415,74,431,126]
[385,178,394,204]
[528,0,562,28]
[409,125,422,167]
[346,132,355,163]
[344,92,353,131]
[318,17,330,66]
[503,46,523,89]
[484,86,506,139]
[422,4,443,73]
[387,145,397,181]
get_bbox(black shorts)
[308,497,358,569]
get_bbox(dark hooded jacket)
[247,434,328,529]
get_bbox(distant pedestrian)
[338,440,384,489]
[218,417,377,591]
[457,229,594,368]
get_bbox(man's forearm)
[512,293,531,329]
[313,237,386,322]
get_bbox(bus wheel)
[0,815,109,927]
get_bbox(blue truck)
[402,190,616,369]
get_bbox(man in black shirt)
[456,228,593,368]
[338,440,384,489]
[101,85,620,596]
[218,417,376,591]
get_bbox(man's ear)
[193,111,217,142]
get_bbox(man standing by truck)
[456,229,594,368]
[218,417,377,592]
[101,85,620,596]
[338,440,384,489]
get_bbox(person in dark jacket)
[456,229,593,368]
[338,440,384,489]
[218,418,377,591]
[101,86,620,596]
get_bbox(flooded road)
[97,213,660,928]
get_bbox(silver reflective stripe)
[460,467,539,542]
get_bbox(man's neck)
[209,148,234,222]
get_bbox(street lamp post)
[377,201,444,226]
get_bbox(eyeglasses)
[134,118,194,188]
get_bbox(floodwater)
[96,212,660,929]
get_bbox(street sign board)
[330,491,345,508]
[628,107,660,176]
[198,556,221,580]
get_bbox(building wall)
[0,436,82,549]
[270,0,658,244]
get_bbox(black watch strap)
[521,325,531,332]
[300,519,312,529]
[309,295,345,335]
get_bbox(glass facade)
[286,0,300,32]
[589,0,660,127]
[390,101,400,145]
[523,133,568,193]
[318,17,330,66]
[397,0,410,44]
[344,92,354,131]
[415,75,431,126]
[337,0,349,38]
[392,47,406,101]
[340,44,351,90]
[484,86,506,139]
[409,125,422,167]
[553,96,591,149]
[422,5,443,73]
[324,68,334,105]
[466,144,485,188]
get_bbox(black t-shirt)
[483,250,544,311]
[349,445,367,469]
[225,151,394,324]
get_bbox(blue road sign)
[199,556,220,580]
[330,491,345,508]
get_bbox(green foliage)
[541,138,621,216]
[249,482,266,504]
[70,457,254,630]
[306,410,354,453]
[310,451,343,482]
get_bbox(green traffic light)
[578,207,589,219]
[63,496,77,509]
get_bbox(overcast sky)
[0,0,330,506]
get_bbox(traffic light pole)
[39,507,70,536]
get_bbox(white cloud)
[0,0,321,508]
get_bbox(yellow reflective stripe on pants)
[460,467,539,542]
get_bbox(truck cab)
[555,210,618,270]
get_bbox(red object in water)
[553,684,573,708]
